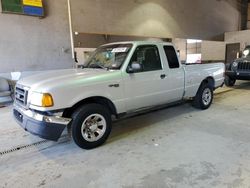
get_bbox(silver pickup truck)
[13,41,225,149]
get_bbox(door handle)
[109,84,120,88]
[160,74,166,79]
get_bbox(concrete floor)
[1,81,250,188]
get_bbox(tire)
[193,83,214,110]
[71,103,112,149]
[224,75,236,87]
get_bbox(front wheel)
[71,104,112,149]
[193,84,214,110]
[224,75,236,87]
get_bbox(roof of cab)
[101,41,173,47]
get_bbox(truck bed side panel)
[184,63,225,98]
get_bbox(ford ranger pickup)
[13,41,225,149]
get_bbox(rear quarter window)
[164,46,180,69]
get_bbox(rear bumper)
[226,71,250,80]
[13,104,71,141]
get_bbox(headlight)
[231,62,238,71]
[243,49,250,56]
[29,92,54,107]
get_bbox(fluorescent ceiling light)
[187,39,202,44]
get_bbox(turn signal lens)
[232,62,238,67]
[30,92,54,107]
[42,93,54,107]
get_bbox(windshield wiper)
[89,63,109,71]
[79,65,86,69]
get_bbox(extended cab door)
[123,45,173,111]
[161,45,185,102]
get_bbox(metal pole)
[241,0,248,30]
[67,0,75,61]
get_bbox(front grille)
[15,85,28,107]
[237,62,250,71]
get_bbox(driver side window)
[129,45,162,73]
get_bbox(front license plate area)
[14,109,23,123]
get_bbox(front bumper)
[226,71,250,80]
[13,105,71,141]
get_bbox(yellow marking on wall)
[22,0,43,7]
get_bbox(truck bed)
[183,63,225,98]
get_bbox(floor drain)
[0,135,69,156]
[0,140,50,156]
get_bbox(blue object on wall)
[23,5,44,17]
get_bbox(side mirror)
[127,62,142,73]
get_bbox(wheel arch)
[192,77,214,110]
[62,96,118,118]
[194,76,215,97]
[200,76,215,89]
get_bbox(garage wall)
[0,0,241,74]
[0,0,73,73]
[172,39,226,62]
[71,0,240,41]
[74,33,169,48]
[172,38,187,62]
[201,41,226,61]
[225,30,250,50]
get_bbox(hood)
[235,56,250,62]
[17,68,119,92]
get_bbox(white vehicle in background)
[13,41,225,149]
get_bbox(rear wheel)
[71,103,112,149]
[193,83,213,110]
[225,75,236,87]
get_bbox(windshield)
[84,44,133,70]
[243,46,250,57]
